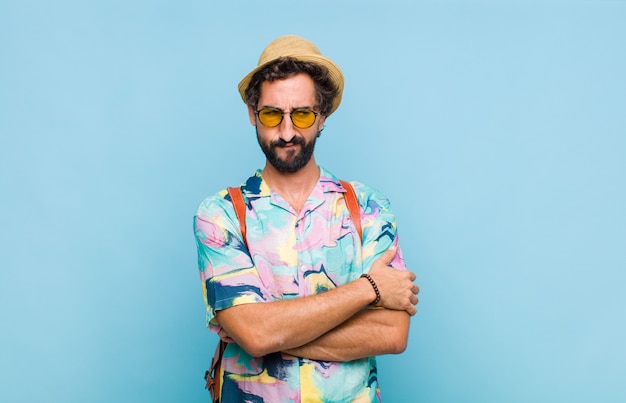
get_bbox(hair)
[244,57,338,116]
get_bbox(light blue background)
[1,1,624,402]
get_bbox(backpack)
[204,180,362,402]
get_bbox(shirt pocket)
[321,213,358,280]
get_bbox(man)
[194,35,420,402]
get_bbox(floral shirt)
[194,167,406,403]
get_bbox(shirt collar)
[241,166,347,198]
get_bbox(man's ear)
[318,115,326,128]
[247,105,257,126]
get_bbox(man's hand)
[218,328,235,343]
[367,248,420,315]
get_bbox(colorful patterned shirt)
[194,167,406,403]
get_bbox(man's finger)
[380,247,397,265]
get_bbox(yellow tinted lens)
[291,110,316,128]
[258,109,283,127]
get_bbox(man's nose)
[278,112,297,142]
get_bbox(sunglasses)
[255,107,319,129]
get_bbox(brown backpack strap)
[205,187,247,402]
[205,340,225,402]
[339,180,362,242]
[227,187,248,248]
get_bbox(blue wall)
[1,1,624,401]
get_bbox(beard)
[257,129,318,173]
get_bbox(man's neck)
[261,161,320,213]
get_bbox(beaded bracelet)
[360,273,381,306]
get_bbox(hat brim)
[237,54,344,116]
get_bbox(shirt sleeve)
[193,191,272,332]
[353,182,407,272]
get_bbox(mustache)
[271,136,306,148]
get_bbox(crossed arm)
[215,248,419,361]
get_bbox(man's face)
[248,73,325,173]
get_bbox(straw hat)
[237,35,344,116]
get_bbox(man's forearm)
[283,309,410,362]
[216,249,417,358]
[216,276,378,357]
